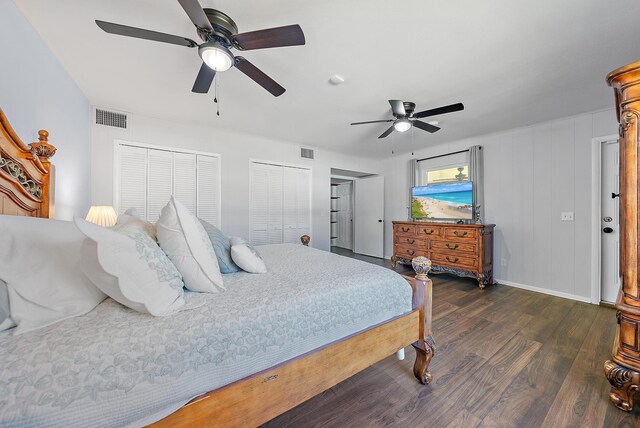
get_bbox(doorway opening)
[600,139,620,304]
[330,168,384,258]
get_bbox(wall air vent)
[301,148,314,160]
[96,109,127,129]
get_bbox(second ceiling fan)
[351,100,464,138]
[96,0,305,97]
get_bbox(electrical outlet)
[561,212,574,221]
[501,258,507,267]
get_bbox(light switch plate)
[561,212,574,221]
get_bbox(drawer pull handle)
[446,243,459,250]
[407,250,415,255]
[454,231,468,237]
[406,239,415,244]
[402,227,410,232]
[423,229,434,235]
[446,256,459,263]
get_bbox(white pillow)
[0,216,107,334]
[230,237,267,274]
[75,217,186,316]
[156,197,224,293]
[0,279,15,332]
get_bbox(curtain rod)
[416,147,480,162]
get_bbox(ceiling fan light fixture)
[394,118,412,133]
[199,42,234,72]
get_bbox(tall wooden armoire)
[604,61,640,411]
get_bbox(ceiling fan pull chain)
[215,73,221,116]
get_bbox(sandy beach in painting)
[413,196,472,219]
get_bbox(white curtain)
[469,145,484,223]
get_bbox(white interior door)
[601,141,620,303]
[354,175,384,258]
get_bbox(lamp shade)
[85,206,117,227]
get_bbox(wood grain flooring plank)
[541,307,617,428]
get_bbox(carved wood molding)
[0,153,42,198]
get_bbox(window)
[417,151,469,186]
[250,161,311,246]
[114,141,221,227]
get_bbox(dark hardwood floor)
[263,247,639,427]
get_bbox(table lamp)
[85,206,117,227]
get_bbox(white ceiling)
[14,0,640,158]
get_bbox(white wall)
[383,108,618,302]
[91,112,383,251]
[0,1,91,220]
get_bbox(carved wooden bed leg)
[409,256,435,385]
[605,359,640,411]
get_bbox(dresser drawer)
[443,228,478,241]
[396,236,427,247]
[417,225,441,237]
[430,252,478,269]
[431,240,477,254]
[395,224,417,236]
[394,245,427,259]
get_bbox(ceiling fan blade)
[192,62,216,94]
[389,100,406,116]
[177,0,213,32]
[412,120,441,133]
[234,57,285,97]
[351,119,394,126]
[95,20,197,47]
[414,102,464,119]
[232,25,305,51]
[378,126,395,139]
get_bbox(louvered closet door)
[251,163,270,245]
[197,155,220,227]
[173,152,197,213]
[283,167,299,244]
[147,149,173,223]
[118,145,147,217]
[267,165,284,244]
[296,168,311,240]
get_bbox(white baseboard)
[495,278,594,304]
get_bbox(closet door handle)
[446,256,459,263]
[454,231,468,237]
[446,243,459,250]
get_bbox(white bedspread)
[0,244,412,427]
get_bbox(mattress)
[0,244,412,427]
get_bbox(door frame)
[590,134,619,304]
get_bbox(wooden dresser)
[391,221,495,288]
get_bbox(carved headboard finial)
[29,129,57,161]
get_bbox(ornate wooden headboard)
[0,109,56,218]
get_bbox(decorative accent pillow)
[0,216,107,334]
[200,219,241,274]
[157,197,224,293]
[0,279,15,332]
[75,217,186,316]
[229,237,267,274]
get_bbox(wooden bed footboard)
[151,253,435,428]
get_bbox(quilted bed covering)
[0,244,412,427]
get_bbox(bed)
[0,108,435,427]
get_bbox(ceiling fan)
[95,0,305,97]
[351,100,464,138]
